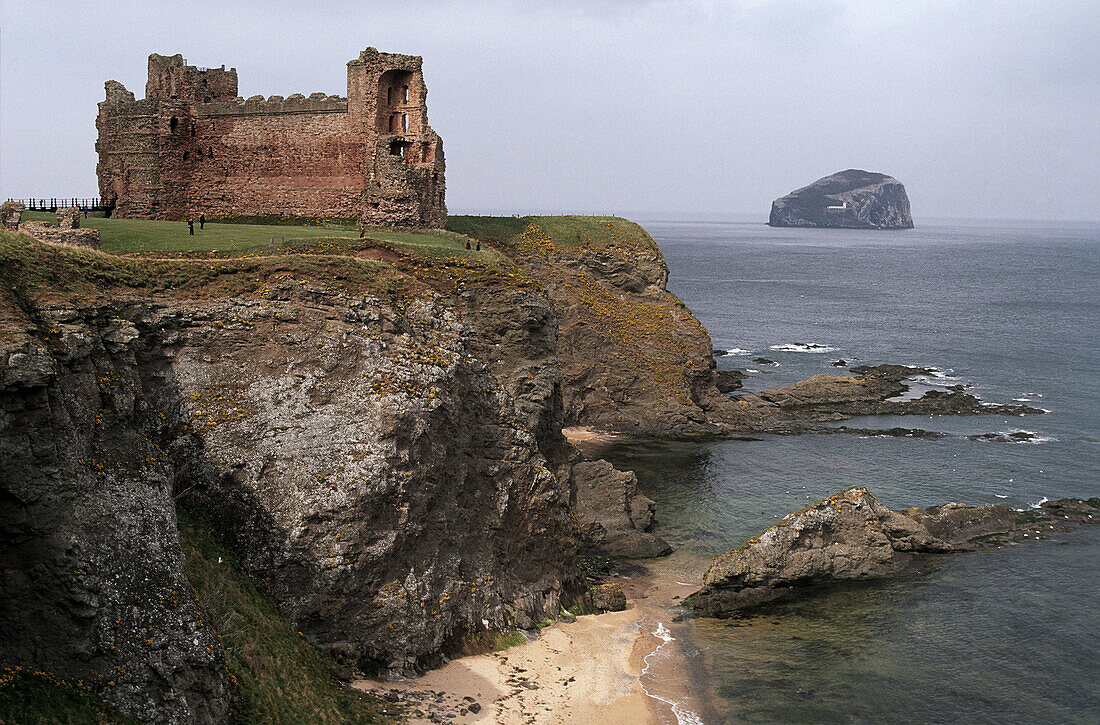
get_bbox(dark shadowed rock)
[714,369,745,393]
[769,169,914,229]
[584,582,627,612]
[687,488,1100,617]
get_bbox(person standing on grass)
[199,213,206,230]
[187,219,194,236]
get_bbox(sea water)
[597,219,1100,723]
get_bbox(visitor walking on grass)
[199,213,206,229]
[187,219,194,235]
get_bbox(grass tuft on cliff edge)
[177,510,398,725]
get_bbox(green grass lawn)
[21,212,361,254]
[19,211,652,258]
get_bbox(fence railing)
[5,197,111,212]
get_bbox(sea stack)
[769,169,914,229]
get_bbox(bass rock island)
[768,169,913,229]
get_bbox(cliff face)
[1,313,233,723]
[450,217,732,438]
[0,231,606,720]
[768,169,914,229]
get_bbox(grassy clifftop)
[447,215,658,255]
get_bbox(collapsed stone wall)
[17,222,101,250]
[96,49,445,227]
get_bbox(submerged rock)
[687,488,1100,617]
[769,169,914,229]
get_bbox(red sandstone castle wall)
[173,109,368,218]
[97,50,446,227]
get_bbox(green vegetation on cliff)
[177,510,397,724]
[0,670,137,724]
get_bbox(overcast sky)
[2,0,1097,221]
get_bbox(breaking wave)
[769,343,836,353]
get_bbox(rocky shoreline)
[687,489,1100,617]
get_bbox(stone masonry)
[0,201,24,230]
[96,49,446,227]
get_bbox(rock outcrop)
[768,169,914,229]
[567,460,671,558]
[450,217,738,438]
[688,488,1100,617]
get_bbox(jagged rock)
[1,316,232,723]
[0,280,584,719]
[769,169,914,229]
[568,459,671,558]
[584,582,627,612]
[688,488,1100,616]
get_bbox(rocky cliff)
[449,216,734,438]
[768,169,914,229]
[0,229,665,721]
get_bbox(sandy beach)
[353,571,708,724]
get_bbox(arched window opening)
[170,116,179,132]
[183,150,189,161]
[190,122,196,137]
[376,69,414,132]
[401,114,408,132]
[389,140,410,157]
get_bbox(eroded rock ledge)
[687,488,1099,617]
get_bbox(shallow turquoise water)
[600,220,1100,723]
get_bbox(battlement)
[145,53,238,102]
[96,49,446,228]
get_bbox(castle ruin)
[96,49,446,227]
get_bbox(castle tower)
[346,48,446,228]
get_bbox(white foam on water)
[976,430,1057,444]
[1029,496,1051,509]
[639,621,704,725]
[1013,397,1032,402]
[769,343,836,353]
[995,494,1009,498]
[725,347,752,356]
[746,368,761,374]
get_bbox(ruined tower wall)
[96,49,446,227]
